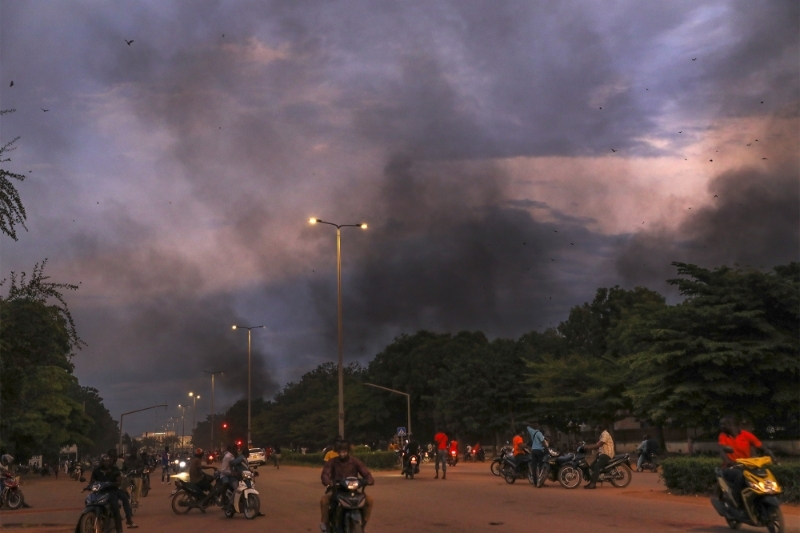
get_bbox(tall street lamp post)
[117,404,167,455]
[203,371,223,451]
[309,218,367,438]
[188,392,200,446]
[231,325,266,447]
[177,405,187,451]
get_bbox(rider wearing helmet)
[320,440,374,533]
[0,454,13,473]
[189,448,216,493]
[90,454,138,532]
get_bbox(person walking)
[433,430,448,479]
[273,445,281,469]
[160,446,171,484]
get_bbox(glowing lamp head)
[360,223,368,229]
[309,218,318,224]
[188,392,193,397]
[231,325,237,330]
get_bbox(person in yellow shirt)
[323,437,343,463]
[582,424,614,489]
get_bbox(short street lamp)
[309,217,367,438]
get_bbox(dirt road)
[2,462,798,532]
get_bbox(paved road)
[2,462,798,533]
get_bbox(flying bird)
[551,258,554,261]
[125,40,134,45]
[599,107,602,109]
[692,58,697,61]
[678,131,682,133]
[41,108,49,112]
[714,195,719,198]
[554,230,558,233]
[611,149,617,152]
[747,143,751,146]
[9,81,13,87]
[755,139,758,142]
[762,158,767,160]
[760,101,764,104]
[570,243,574,245]
[709,159,713,162]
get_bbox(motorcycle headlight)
[178,461,186,468]
[345,480,360,491]
[91,484,101,493]
[242,471,253,479]
[754,480,779,493]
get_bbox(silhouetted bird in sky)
[714,195,719,198]
[692,58,697,61]
[599,107,602,109]
[570,242,574,245]
[678,131,682,133]
[9,81,13,87]
[41,108,49,112]
[611,149,616,152]
[709,159,713,162]
[747,143,751,146]
[761,101,764,104]
[125,40,134,45]
[762,158,768,160]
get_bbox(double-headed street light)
[188,392,200,446]
[231,325,266,447]
[309,218,368,438]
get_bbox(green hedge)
[660,457,800,503]
[278,450,398,470]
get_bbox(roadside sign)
[397,427,407,436]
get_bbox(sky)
[1,1,798,437]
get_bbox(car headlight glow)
[178,461,186,468]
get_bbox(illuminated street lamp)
[188,392,200,446]
[231,325,266,447]
[309,217,368,438]
[177,405,187,451]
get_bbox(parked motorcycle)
[75,482,118,533]
[711,457,784,533]
[536,447,578,488]
[326,477,369,533]
[562,442,632,489]
[491,444,513,476]
[635,451,659,472]
[1,470,24,510]
[501,452,536,485]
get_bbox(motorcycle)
[401,452,420,480]
[491,444,513,476]
[711,457,784,533]
[74,482,118,533]
[447,449,458,467]
[562,442,632,489]
[635,451,659,472]
[1,470,24,510]
[171,473,217,514]
[501,452,536,485]
[224,468,260,519]
[535,447,578,488]
[72,465,83,481]
[326,477,368,533]
[421,450,432,464]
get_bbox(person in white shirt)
[582,424,614,489]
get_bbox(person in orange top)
[718,415,775,506]
[512,431,526,456]
[433,430,448,479]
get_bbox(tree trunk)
[654,424,666,452]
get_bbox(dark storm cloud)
[616,163,800,291]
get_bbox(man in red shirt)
[433,430,448,479]
[512,432,526,456]
[718,415,775,506]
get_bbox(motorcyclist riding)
[90,454,138,532]
[188,448,216,494]
[320,440,374,533]
[718,415,776,510]
[402,436,420,474]
[121,448,144,508]
[0,454,13,501]
[636,434,659,471]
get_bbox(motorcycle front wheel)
[349,517,364,533]
[609,465,633,488]
[243,494,260,519]
[503,466,516,484]
[5,490,23,510]
[171,490,192,515]
[490,460,503,476]
[77,511,103,533]
[766,506,784,533]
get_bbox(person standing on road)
[526,423,546,486]
[122,448,144,508]
[433,430,448,479]
[273,445,281,468]
[582,424,614,489]
[160,447,171,484]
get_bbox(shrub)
[661,457,800,503]
[279,450,398,470]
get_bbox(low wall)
[614,439,800,456]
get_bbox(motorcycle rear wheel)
[243,494,260,519]
[503,466,516,484]
[78,511,103,533]
[490,460,503,476]
[6,490,23,510]
[766,507,784,533]
[609,465,633,488]
[558,465,581,489]
[171,490,192,515]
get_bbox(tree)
[623,263,800,435]
[69,386,119,457]
[0,109,27,241]
[0,262,91,461]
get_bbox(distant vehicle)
[248,448,266,466]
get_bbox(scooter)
[446,449,458,467]
[326,477,368,533]
[75,482,118,533]
[224,469,260,519]
[635,451,659,472]
[401,452,420,479]
[711,457,784,533]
